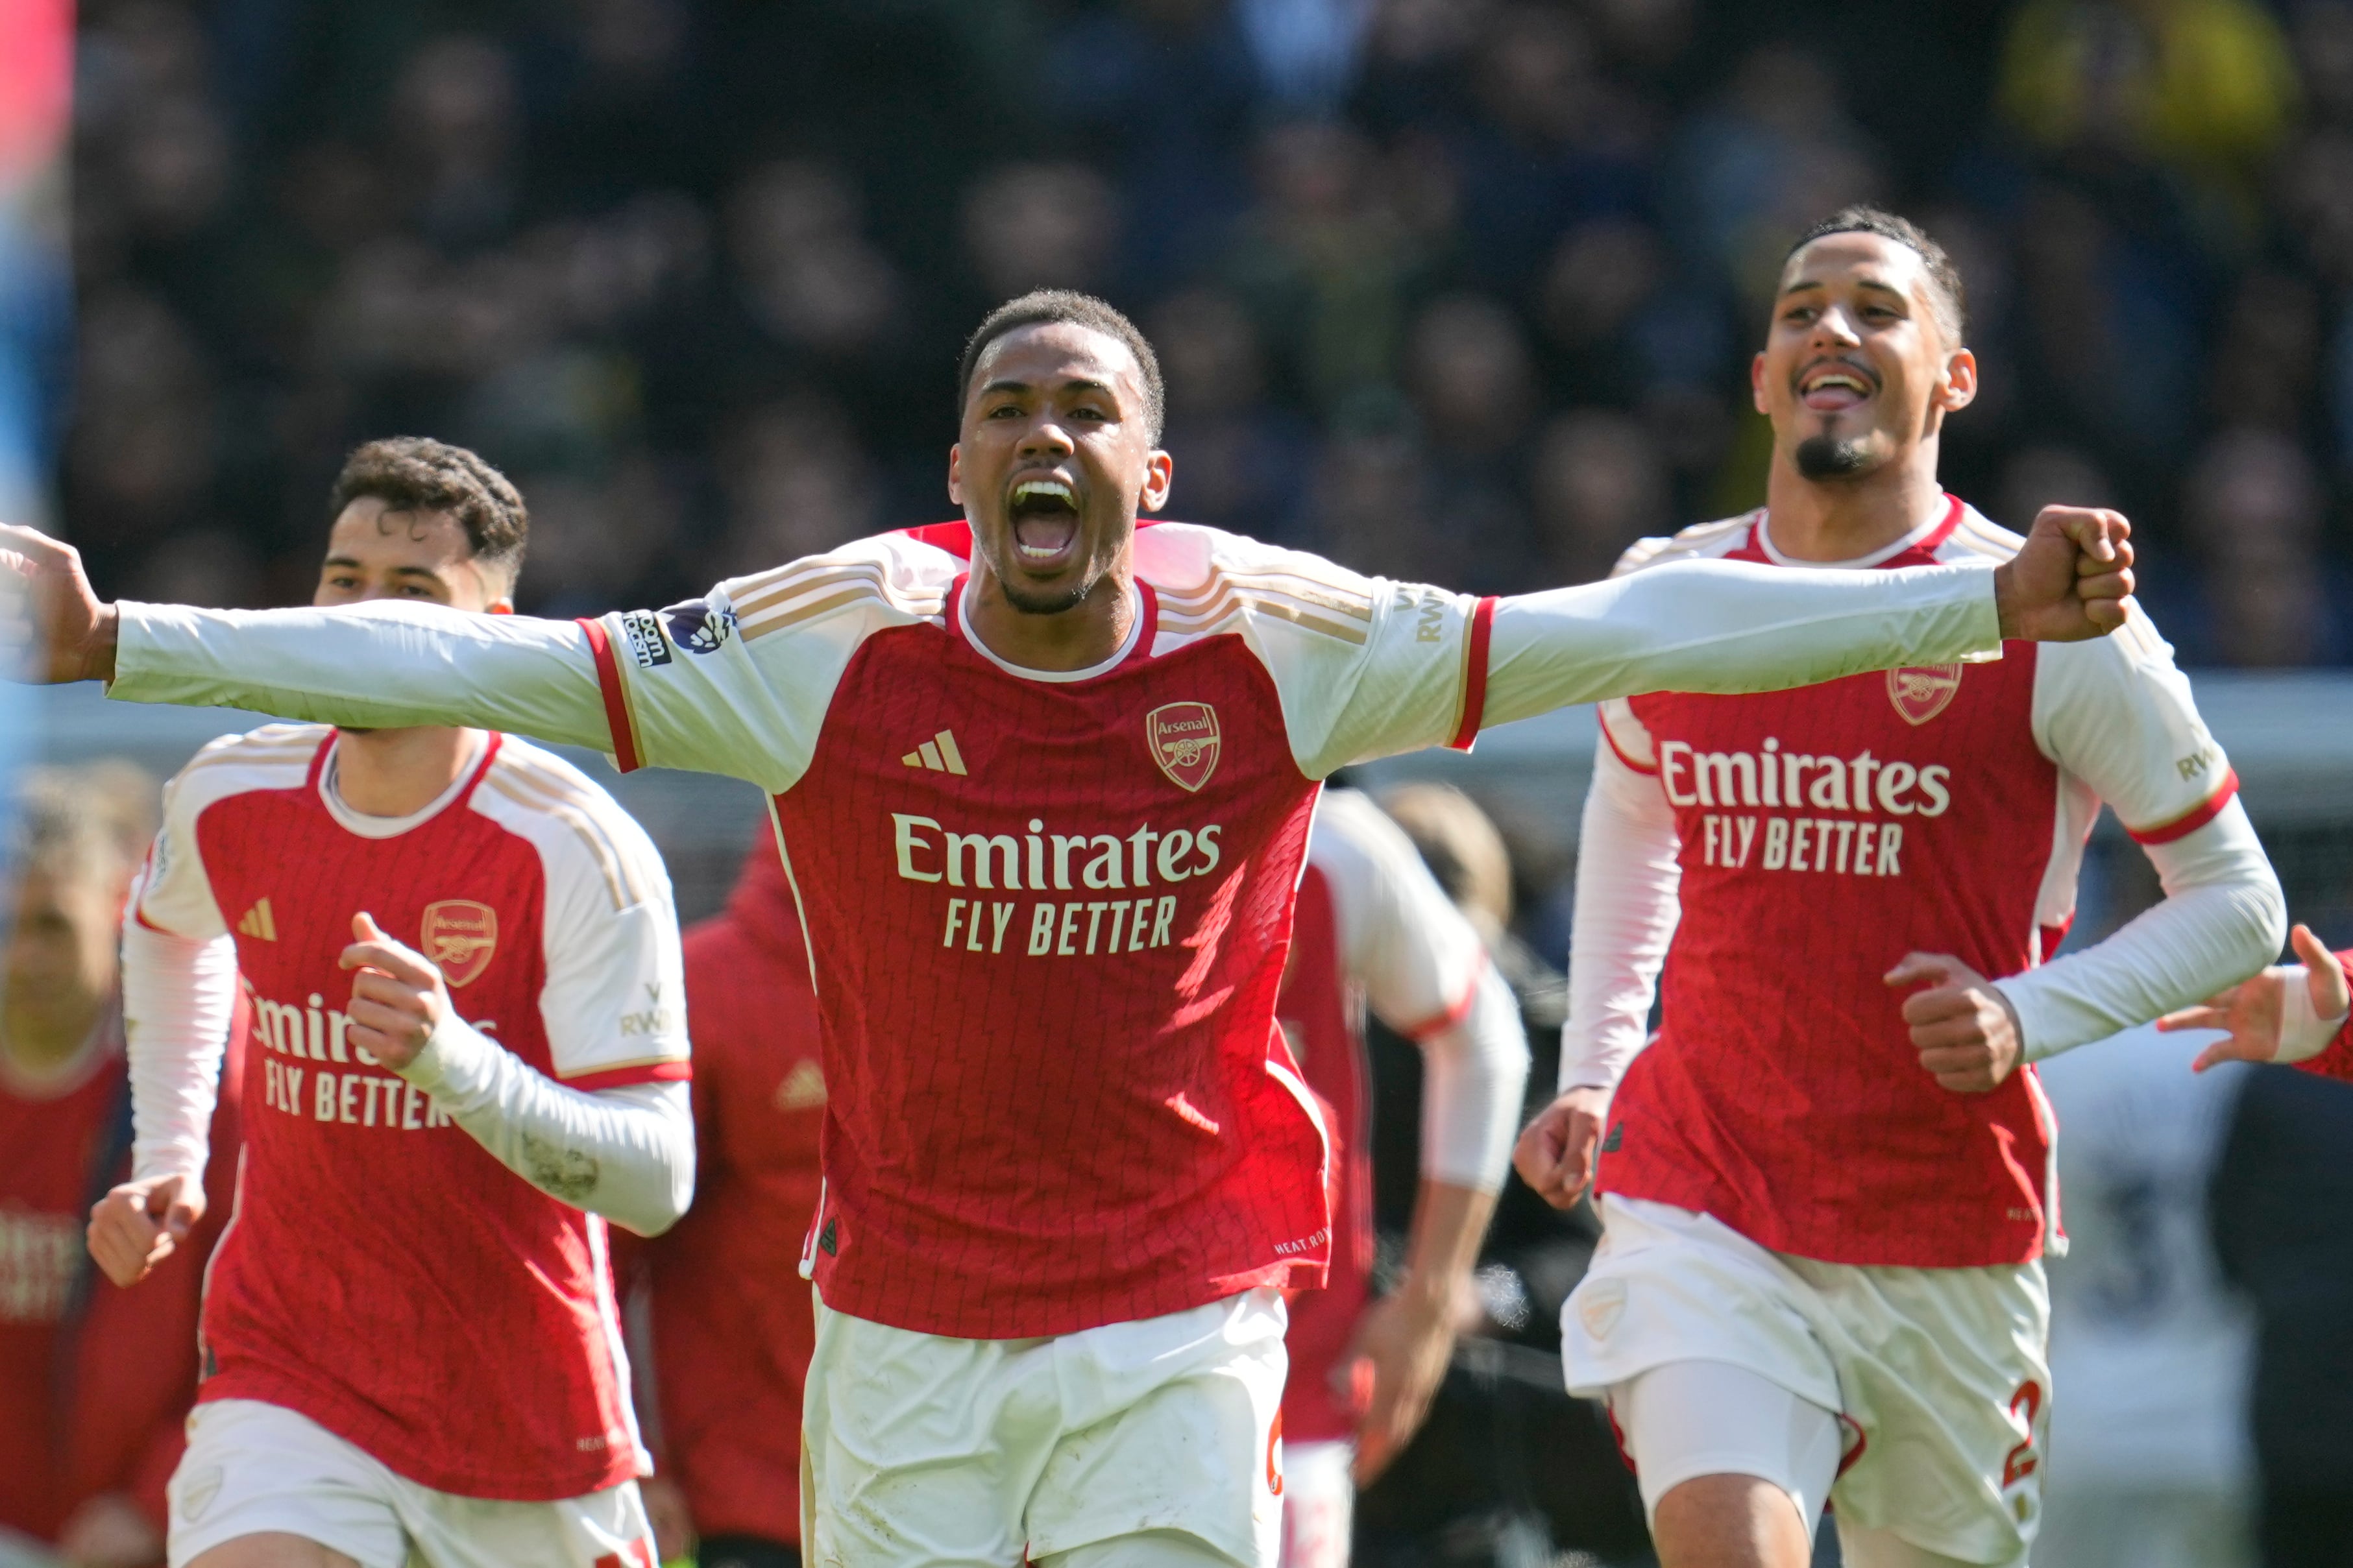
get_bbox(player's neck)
[1761,448,1948,564]
[332,726,483,819]
[964,557,1139,674]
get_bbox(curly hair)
[328,437,529,588]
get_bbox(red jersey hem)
[1446,597,1498,751]
[811,1256,1328,1340]
[561,1059,692,1091]
[2127,770,2239,845]
[197,1371,637,1501]
[577,617,642,773]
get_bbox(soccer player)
[624,826,827,1568]
[80,438,692,1568]
[1511,208,2286,1568]
[1,767,239,1567]
[1274,787,1528,1567]
[14,289,2128,1567]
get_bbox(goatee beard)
[1795,433,1876,480]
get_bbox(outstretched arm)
[1480,507,2132,729]
[3,523,612,744]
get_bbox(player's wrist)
[87,601,120,682]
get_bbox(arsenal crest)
[421,900,498,988]
[1887,664,1964,726]
[1147,702,1222,792]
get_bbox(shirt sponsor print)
[891,811,1226,958]
[1659,735,1952,880]
[243,982,458,1133]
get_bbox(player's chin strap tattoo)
[397,1010,696,1236]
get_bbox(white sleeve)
[1415,963,1529,1192]
[394,1015,696,1236]
[113,600,614,751]
[1995,615,2286,1057]
[1479,558,2003,730]
[1314,792,1530,1190]
[1999,802,2285,1059]
[507,772,690,1085]
[121,912,239,1186]
[1559,719,1683,1096]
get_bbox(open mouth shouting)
[1796,357,1878,413]
[1006,474,1084,569]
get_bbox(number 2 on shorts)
[2000,1379,2043,1488]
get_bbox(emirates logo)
[1147,702,1222,792]
[1887,664,1964,726]
[421,900,498,988]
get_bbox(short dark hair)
[957,290,1165,443]
[328,437,529,587]
[1786,206,1967,348]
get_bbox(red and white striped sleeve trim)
[1392,951,1491,1042]
[1445,596,1498,751]
[577,617,644,773]
[561,1059,692,1092]
[2127,769,2239,845]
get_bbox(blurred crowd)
[53,0,2353,656]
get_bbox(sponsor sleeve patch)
[620,609,672,669]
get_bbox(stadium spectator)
[2182,428,2334,666]
[626,826,827,1568]
[0,766,240,1568]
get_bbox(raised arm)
[2,522,611,743]
[1481,507,2132,730]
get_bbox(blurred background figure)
[0,765,241,1568]
[622,827,825,1568]
[1325,781,1649,1568]
[2210,1064,2353,1568]
[2032,1023,2258,1568]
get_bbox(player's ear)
[1138,449,1173,514]
[947,443,964,507]
[1936,346,1978,415]
[1750,351,1770,416]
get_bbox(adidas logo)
[900,729,968,776]
[774,1059,827,1111]
[236,898,277,941]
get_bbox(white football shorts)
[1275,1440,1353,1568]
[1563,1196,2050,1567]
[801,1286,1288,1567]
[166,1397,657,1568]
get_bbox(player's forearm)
[121,919,238,1184]
[1416,963,1531,1192]
[1999,803,2287,1059]
[398,1014,696,1234]
[108,600,611,749]
[1395,1177,1496,1309]
[1560,743,1680,1094]
[1480,559,1999,729]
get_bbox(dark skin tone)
[948,321,1172,671]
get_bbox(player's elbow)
[2232,868,2291,982]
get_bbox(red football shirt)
[0,1009,241,1543]
[1582,502,2239,1266]
[134,725,689,1499]
[585,524,1502,1338]
[633,830,825,1543]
